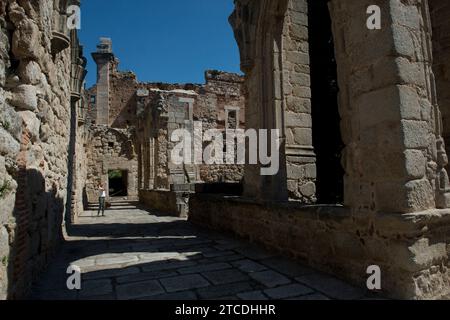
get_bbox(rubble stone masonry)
[0,0,85,298]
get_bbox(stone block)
[296,274,364,300]
[261,257,315,278]
[357,85,422,130]
[249,270,291,288]
[160,274,210,293]
[292,128,312,146]
[178,262,232,275]
[116,280,165,300]
[289,72,310,87]
[409,238,448,270]
[392,25,417,59]
[404,150,426,180]
[264,283,313,299]
[286,52,309,65]
[234,245,275,260]
[18,60,42,85]
[12,19,41,60]
[405,179,435,211]
[231,259,267,273]
[197,282,253,299]
[290,24,308,41]
[19,111,40,142]
[202,269,249,285]
[79,279,113,298]
[0,96,22,141]
[291,12,308,26]
[292,85,311,98]
[0,127,20,158]
[286,97,311,113]
[9,84,37,111]
[286,113,311,128]
[401,120,430,149]
[291,0,307,13]
[391,1,421,30]
[236,291,268,300]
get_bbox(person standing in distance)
[98,183,106,217]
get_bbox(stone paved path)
[31,201,375,300]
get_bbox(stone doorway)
[108,170,128,197]
[309,0,344,204]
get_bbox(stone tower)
[92,38,115,126]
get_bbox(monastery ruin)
[0,0,449,300]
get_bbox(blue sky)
[79,0,242,87]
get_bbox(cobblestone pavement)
[31,201,377,300]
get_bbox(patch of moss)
[0,180,11,199]
[1,256,7,267]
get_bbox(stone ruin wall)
[72,122,89,220]
[195,71,245,184]
[81,66,141,204]
[0,0,80,298]
[190,0,450,300]
[136,70,246,192]
[135,71,246,216]
[109,69,138,129]
[84,127,138,202]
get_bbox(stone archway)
[193,0,450,299]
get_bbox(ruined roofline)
[139,69,244,89]
[205,69,244,83]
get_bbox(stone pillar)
[230,0,291,202]
[329,0,450,213]
[92,38,115,126]
[283,0,317,203]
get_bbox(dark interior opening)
[108,170,128,197]
[308,0,344,204]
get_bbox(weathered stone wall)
[283,1,317,203]
[0,0,83,299]
[109,70,138,128]
[139,189,187,218]
[190,194,450,300]
[328,0,447,213]
[136,71,246,191]
[216,0,450,300]
[85,127,138,202]
[196,71,245,184]
[72,119,89,221]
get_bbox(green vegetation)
[0,180,11,199]
[108,170,123,179]
[0,119,10,131]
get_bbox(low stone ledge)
[139,190,187,218]
[189,194,450,300]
